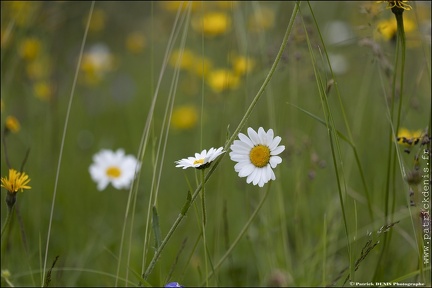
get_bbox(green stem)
[374,8,407,281]
[1,206,14,239]
[200,182,272,285]
[142,2,300,280]
[201,169,208,287]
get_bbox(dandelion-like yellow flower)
[378,1,412,11]
[33,81,53,101]
[86,9,106,32]
[397,127,423,146]
[206,69,240,93]
[1,169,31,193]
[169,49,195,70]
[5,116,20,133]
[126,32,146,54]
[171,105,199,130]
[375,17,416,41]
[192,12,231,37]
[19,37,41,61]
[232,55,255,76]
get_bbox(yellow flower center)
[106,166,121,178]
[193,159,205,165]
[249,145,270,168]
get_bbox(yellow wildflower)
[171,105,199,130]
[169,49,195,70]
[397,127,423,146]
[34,81,53,101]
[232,55,255,76]
[86,9,106,32]
[5,116,20,133]
[192,12,231,37]
[206,69,240,93]
[126,32,146,54]
[19,37,41,61]
[1,169,31,193]
[80,44,114,85]
[375,17,416,41]
[378,1,412,11]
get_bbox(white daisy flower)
[175,147,225,169]
[89,149,141,191]
[229,127,285,187]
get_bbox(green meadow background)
[1,1,431,287]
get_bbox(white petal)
[238,163,255,177]
[258,127,267,144]
[248,127,260,145]
[269,156,282,168]
[271,145,285,155]
[269,136,282,150]
[238,133,254,147]
[266,129,274,145]
[247,168,258,184]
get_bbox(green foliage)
[1,1,431,287]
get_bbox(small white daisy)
[229,127,285,187]
[89,149,141,191]
[175,147,225,169]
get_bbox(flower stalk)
[142,2,300,280]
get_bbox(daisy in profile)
[89,149,140,191]
[230,127,285,187]
[175,147,224,170]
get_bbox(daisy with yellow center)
[89,149,140,191]
[1,169,31,193]
[175,147,224,170]
[230,127,285,187]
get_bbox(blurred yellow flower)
[206,69,240,93]
[126,32,146,54]
[248,7,275,32]
[26,57,52,80]
[87,9,106,32]
[378,1,412,11]
[192,12,231,37]
[19,37,41,61]
[397,127,423,146]
[80,44,114,85]
[232,55,255,76]
[7,2,38,27]
[1,169,31,193]
[34,81,53,101]
[5,116,20,133]
[171,105,199,130]
[169,49,195,70]
[375,17,416,41]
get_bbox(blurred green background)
[1,1,431,287]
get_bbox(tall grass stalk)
[300,2,353,283]
[142,2,301,281]
[374,6,410,281]
[41,2,95,285]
